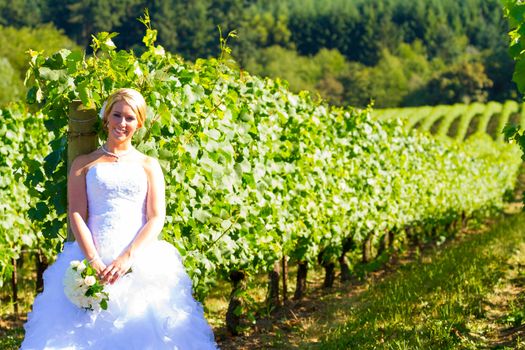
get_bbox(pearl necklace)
[100,144,134,162]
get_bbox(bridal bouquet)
[63,259,109,311]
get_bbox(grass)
[318,212,525,350]
[0,254,37,350]
[5,212,525,349]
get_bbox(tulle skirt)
[21,241,218,350]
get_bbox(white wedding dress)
[21,162,218,349]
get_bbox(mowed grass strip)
[4,214,525,350]
[317,213,525,350]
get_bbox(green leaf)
[513,59,525,93]
[507,1,525,24]
[28,202,48,221]
[26,168,44,187]
[159,148,173,160]
[77,80,93,108]
[503,123,520,141]
[143,28,158,48]
[44,149,61,176]
[38,67,67,82]
[158,103,171,126]
[66,50,83,74]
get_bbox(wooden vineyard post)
[388,230,395,249]
[11,257,18,314]
[293,261,308,300]
[377,230,390,257]
[362,234,373,263]
[461,211,468,230]
[318,250,335,288]
[226,270,245,335]
[67,100,98,241]
[35,249,47,293]
[322,260,335,288]
[339,237,355,283]
[268,261,281,308]
[282,256,288,302]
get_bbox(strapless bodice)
[22,159,218,350]
[86,162,148,262]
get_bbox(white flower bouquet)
[63,259,109,311]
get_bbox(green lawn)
[318,213,525,349]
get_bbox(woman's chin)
[110,130,131,141]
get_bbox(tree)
[233,5,292,65]
[366,49,409,108]
[55,0,143,47]
[0,0,47,27]
[0,24,78,103]
[243,45,320,93]
[0,58,20,105]
[410,61,493,105]
[484,47,518,101]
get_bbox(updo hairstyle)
[101,88,147,130]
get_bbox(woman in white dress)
[21,88,218,349]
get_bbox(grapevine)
[3,18,519,331]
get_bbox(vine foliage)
[20,15,521,304]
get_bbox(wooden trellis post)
[67,100,98,241]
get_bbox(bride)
[21,88,218,349]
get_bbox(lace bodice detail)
[86,162,148,262]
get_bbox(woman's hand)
[90,258,107,276]
[100,253,132,285]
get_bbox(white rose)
[70,260,80,268]
[75,277,85,287]
[84,275,96,287]
[76,262,86,273]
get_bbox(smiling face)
[101,88,147,141]
[106,100,140,142]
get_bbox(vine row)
[2,21,521,331]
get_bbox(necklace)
[100,144,134,162]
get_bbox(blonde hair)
[102,88,147,129]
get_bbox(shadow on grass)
[318,213,525,350]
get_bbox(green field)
[374,101,524,142]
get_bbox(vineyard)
[0,22,523,345]
[374,100,524,142]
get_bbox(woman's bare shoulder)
[70,150,103,175]
[143,155,162,171]
[135,152,162,178]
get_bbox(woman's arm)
[101,157,166,284]
[68,156,106,273]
